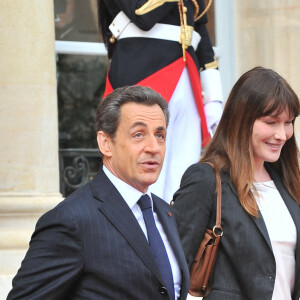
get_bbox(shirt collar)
[103,165,153,209]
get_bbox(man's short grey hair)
[96,85,169,138]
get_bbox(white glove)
[204,101,223,136]
[200,68,223,136]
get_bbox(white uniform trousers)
[149,67,202,203]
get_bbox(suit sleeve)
[172,163,216,269]
[7,206,83,300]
[194,23,215,69]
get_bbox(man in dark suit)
[7,85,190,300]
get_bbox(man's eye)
[134,132,142,138]
[156,133,165,140]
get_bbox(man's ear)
[97,131,112,157]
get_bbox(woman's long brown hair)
[201,66,300,216]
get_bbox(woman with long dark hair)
[173,66,300,299]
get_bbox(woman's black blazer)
[173,163,300,300]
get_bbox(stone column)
[0,0,63,297]
[235,0,300,144]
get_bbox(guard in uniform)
[97,0,223,203]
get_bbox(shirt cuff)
[200,68,223,104]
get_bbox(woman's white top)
[253,180,296,300]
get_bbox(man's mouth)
[141,160,160,170]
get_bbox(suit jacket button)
[159,286,167,295]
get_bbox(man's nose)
[145,135,161,153]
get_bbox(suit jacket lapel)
[90,170,165,285]
[250,211,273,250]
[153,196,185,269]
[225,173,273,250]
[266,164,300,291]
[276,185,300,295]
[153,195,189,298]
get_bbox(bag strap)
[205,162,223,237]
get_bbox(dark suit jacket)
[8,169,190,300]
[173,163,300,300]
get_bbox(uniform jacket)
[100,0,215,88]
[8,168,190,300]
[173,163,300,300]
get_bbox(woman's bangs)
[261,87,299,119]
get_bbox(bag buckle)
[212,226,223,237]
